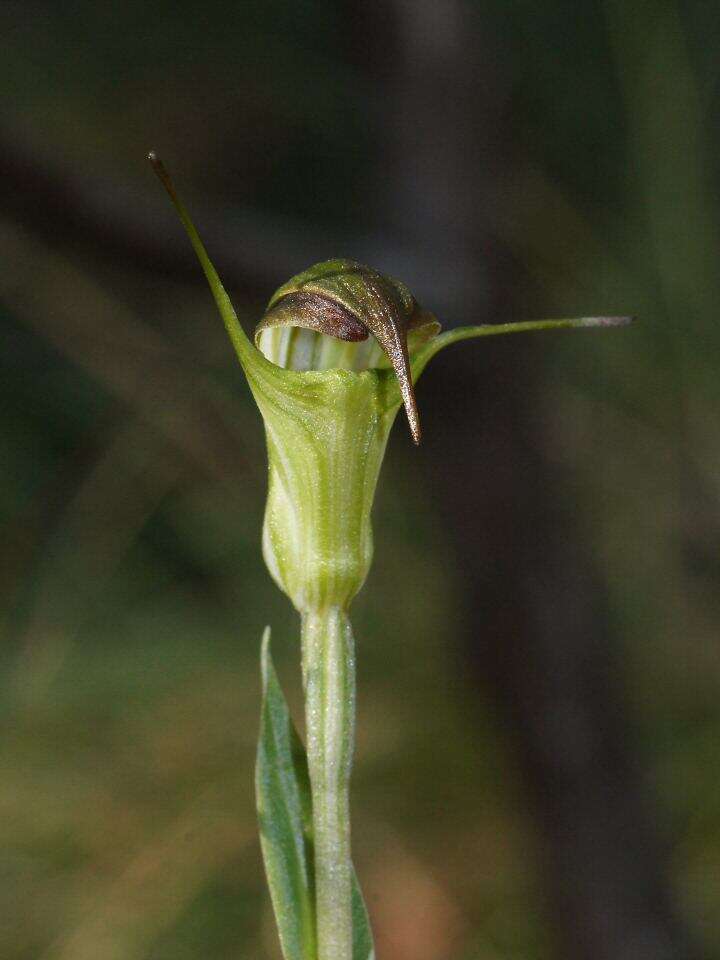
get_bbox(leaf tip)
[260,626,272,685]
[147,150,178,203]
[580,315,634,329]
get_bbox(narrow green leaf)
[256,629,317,960]
[351,873,375,960]
[257,631,375,960]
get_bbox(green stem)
[301,607,355,960]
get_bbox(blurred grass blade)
[257,629,317,960]
[257,631,375,960]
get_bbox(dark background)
[2,2,719,958]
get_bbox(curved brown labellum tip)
[403,379,421,445]
[371,324,421,444]
[349,275,422,444]
[256,292,370,343]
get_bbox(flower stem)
[301,606,355,960]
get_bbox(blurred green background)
[1,1,719,958]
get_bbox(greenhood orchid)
[149,152,629,960]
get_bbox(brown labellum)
[256,260,437,444]
[256,292,370,342]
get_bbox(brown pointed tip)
[147,151,177,202]
[379,334,422,444]
[398,369,421,445]
[373,320,423,444]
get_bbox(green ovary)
[257,370,397,612]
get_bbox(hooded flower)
[149,153,629,612]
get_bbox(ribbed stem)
[301,607,355,960]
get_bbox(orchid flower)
[150,152,629,960]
